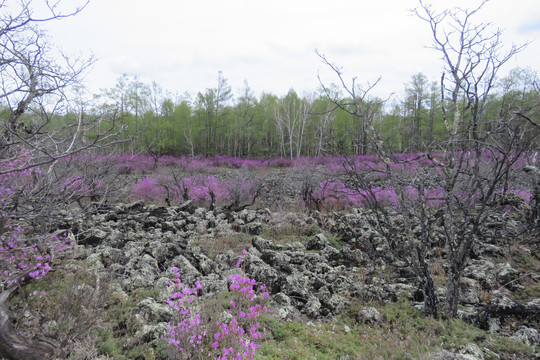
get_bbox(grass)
[193,232,252,259]
[327,235,348,249]
[9,261,537,359]
[9,263,114,357]
[7,231,539,360]
[500,244,540,303]
[253,300,536,360]
[514,283,540,302]
[259,215,320,245]
[9,264,169,359]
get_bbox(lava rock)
[356,307,383,324]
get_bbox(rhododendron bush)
[121,150,537,213]
[165,262,268,360]
[132,174,260,209]
[0,149,72,288]
[312,180,532,210]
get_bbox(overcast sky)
[41,0,540,101]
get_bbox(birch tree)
[274,90,314,159]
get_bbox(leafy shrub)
[165,266,268,359]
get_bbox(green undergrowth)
[11,263,168,359]
[260,222,320,245]
[500,244,540,303]
[254,300,535,359]
[10,260,537,359]
[94,286,168,359]
[327,235,348,249]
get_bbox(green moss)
[516,283,540,301]
[487,334,536,357]
[193,232,253,259]
[10,254,537,360]
[327,236,347,249]
[128,342,166,360]
[133,287,161,300]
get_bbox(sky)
[39,0,540,102]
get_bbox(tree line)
[38,65,538,159]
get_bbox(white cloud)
[40,0,540,99]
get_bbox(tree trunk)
[422,272,438,318]
[0,273,58,359]
[445,269,461,318]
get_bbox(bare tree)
[414,0,527,143]
[415,0,533,317]
[319,0,538,318]
[318,51,440,316]
[0,1,130,358]
[317,51,386,156]
[314,103,336,157]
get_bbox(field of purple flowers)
[111,152,536,211]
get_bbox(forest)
[42,67,539,159]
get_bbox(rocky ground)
[2,163,539,359]
[10,196,530,359]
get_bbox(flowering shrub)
[95,151,539,177]
[0,148,39,202]
[61,176,103,200]
[1,149,72,289]
[114,154,155,173]
[132,175,233,207]
[63,176,90,194]
[166,264,268,359]
[132,177,167,203]
[313,180,532,211]
[127,153,534,212]
[0,228,71,287]
[187,176,230,205]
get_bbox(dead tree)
[319,0,537,318]
[415,0,533,318]
[316,50,444,316]
[0,1,131,358]
[1,270,57,359]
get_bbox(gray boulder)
[495,263,520,290]
[252,236,275,251]
[303,296,322,318]
[356,307,383,324]
[306,233,330,250]
[511,326,539,347]
[271,292,298,320]
[137,297,173,323]
[244,253,281,293]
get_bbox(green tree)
[403,73,429,150]
[196,71,232,155]
[311,96,336,156]
[231,81,258,157]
